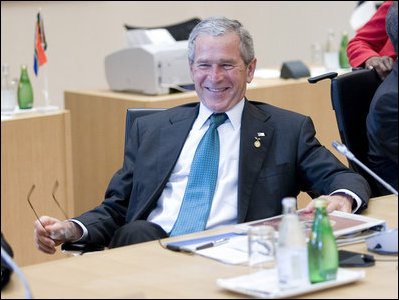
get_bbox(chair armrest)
[308,71,338,84]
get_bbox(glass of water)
[248,225,276,271]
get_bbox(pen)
[166,244,182,252]
[195,238,229,251]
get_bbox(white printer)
[104,40,193,95]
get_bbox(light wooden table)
[64,77,339,215]
[2,194,397,299]
[1,110,74,266]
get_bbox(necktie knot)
[210,113,228,128]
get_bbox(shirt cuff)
[68,219,89,243]
[330,189,362,213]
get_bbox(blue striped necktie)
[170,113,228,237]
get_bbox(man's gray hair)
[187,16,255,65]
[385,1,398,55]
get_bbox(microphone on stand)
[332,140,398,196]
[332,140,398,254]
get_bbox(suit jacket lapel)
[133,105,199,221]
[238,101,274,222]
[158,108,198,181]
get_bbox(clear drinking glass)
[248,225,275,271]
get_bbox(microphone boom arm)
[332,141,398,196]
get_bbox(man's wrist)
[330,189,361,213]
[67,219,89,242]
[64,220,85,242]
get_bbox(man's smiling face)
[190,32,256,113]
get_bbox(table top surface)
[2,194,397,299]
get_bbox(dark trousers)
[108,220,169,248]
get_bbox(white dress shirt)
[147,99,245,233]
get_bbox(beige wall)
[1,1,357,109]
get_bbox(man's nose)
[208,65,224,81]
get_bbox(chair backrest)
[330,68,383,196]
[125,108,165,148]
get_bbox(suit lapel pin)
[254,132,265,148]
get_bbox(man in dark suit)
[366,1,398,194]
[34,16,370,254]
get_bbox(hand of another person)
[365,56,395,80]
[34,216,82,254]
[303,194,353,214]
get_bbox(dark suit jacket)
[367,60,398,190]
[76,100,370,246]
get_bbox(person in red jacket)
[347,1,397,79]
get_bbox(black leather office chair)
[308,68,384,197]
[62,108,165,254]
[124,108,165,148]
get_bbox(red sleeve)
[347,1,396,67]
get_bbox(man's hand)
[34,216,82,254]
[365,56,395,80]
[303,194,353,214]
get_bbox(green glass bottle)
[308,198,338,283]
[339,31,350,69]
[17,64,34,109]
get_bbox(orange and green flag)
[33,12,47,76]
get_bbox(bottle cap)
[282,197,296,207]
[314,198,327,208]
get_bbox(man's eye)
[197,64,210,69]
[222,64,234,70]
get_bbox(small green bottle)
[308,198,338,283]
[339,31,350,69]
[17,64,34,109]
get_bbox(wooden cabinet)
[1,110,74,266]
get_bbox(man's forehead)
[193,34,242,63]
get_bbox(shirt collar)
[197,98,245,131]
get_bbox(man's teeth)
[207,88,226,92]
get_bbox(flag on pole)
[33,11,47,76]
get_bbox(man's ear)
[247,58,257,83]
